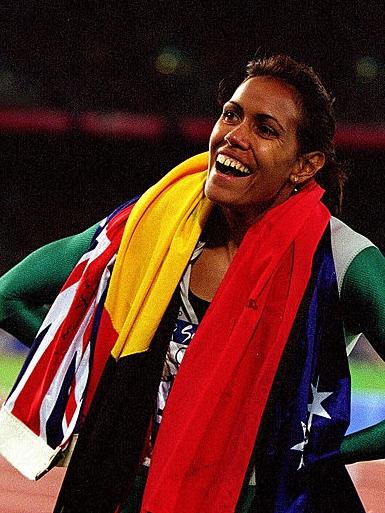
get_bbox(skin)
[190,76,325,301]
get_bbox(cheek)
[257,145,297,175]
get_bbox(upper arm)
[0,222,100,339]
[341,246,385,360]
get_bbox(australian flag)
[240,227,366,513]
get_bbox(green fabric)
[341,245,385,358]
[339,245,385,464]
[341,419,385,465]
[0,222,99,345]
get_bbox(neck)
[202,185,296,248]
[201,205,262,248]
[220,194,290,246]
[218,180,303,245]
[220,207,256,246]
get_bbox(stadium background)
[1,1,385,511]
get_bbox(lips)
[215,153,252,177]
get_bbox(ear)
[291,151,325,184]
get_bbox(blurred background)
[0,1,385,510]
[1,1,385,263]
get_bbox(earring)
[224,134,234,147]
[290,175,300,194]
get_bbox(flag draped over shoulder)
[141,179,331,513]
[238,227,365,513]
[0,152,211,480]
[0,200,135,479]
[0,150,347,513]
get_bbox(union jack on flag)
[0,199,136,480]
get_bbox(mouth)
[215,153,252,177]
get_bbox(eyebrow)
[225,100,285,132]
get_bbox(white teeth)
[216,153,251,174]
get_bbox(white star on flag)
[291,421,308,469]
[291,376,333,470]
[307,377,333,420]
[291,421,308,452]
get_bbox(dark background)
[1,0,385,271]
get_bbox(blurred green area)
[350,362,385,393]
[0,354,25,397]
[1,355,385,399]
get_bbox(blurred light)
[79,112,167,139]
[356,56,379,82]
[155,47,191,76]
[155,47,181,75]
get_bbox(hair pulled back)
[219,54,346,214]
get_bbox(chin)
[204,181,224,204]
[205,190,237,210]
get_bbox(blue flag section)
[242,228,365,513]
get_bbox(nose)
[224,124,250,150]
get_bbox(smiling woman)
[1,54,385,513]
[206,76,314,220]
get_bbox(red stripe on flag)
[106,203,136,239]
[65,385,78,430]
[62,259,88,290]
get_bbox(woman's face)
[205,75,304,216]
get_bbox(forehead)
[229,76,302,129]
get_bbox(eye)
[256,124,278,138]
[221,109,240,124]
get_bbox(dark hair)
[219,54,346,215]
